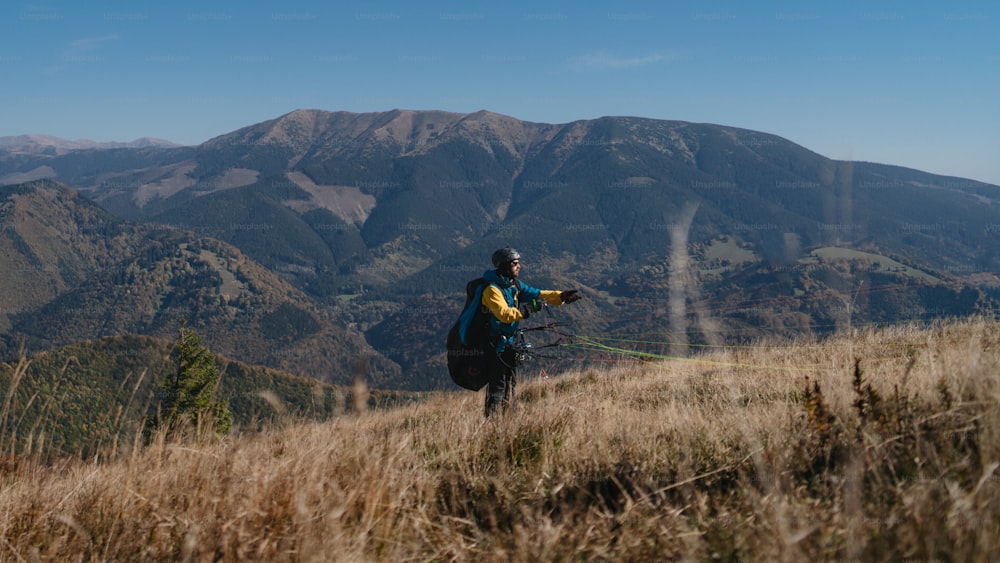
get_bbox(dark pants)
[484,348,519,417]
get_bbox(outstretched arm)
[484,286,582,323]
[531,288,580,306]
[539,290,564,306]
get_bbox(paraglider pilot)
[479,247,581,417]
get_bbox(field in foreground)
[1,319,999,560]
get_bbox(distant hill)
[2,110,999,389]
[0,180,141,326]
[0,180,401,388]
[0,134,182,152]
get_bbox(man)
[479,247,581,417]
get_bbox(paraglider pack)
[446,277,499,390]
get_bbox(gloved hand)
[517,301,534,319]
[560,289,581,304]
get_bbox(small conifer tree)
[146,321,232,438]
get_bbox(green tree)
[146,321,232,438]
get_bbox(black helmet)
[491,246,521,268]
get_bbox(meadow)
[1,318,998,560]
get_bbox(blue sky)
[2,1,998,184]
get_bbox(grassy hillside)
[1,318,998,560]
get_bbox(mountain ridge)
[0,134,183,152]
[2,109,998,390]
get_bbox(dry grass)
[1,318,999,560]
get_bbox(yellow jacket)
[481,285,563,324]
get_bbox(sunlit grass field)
[2,318,998,560]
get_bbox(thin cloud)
[569,51,688,70]
[42,34,121,75]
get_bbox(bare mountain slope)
[0,180,400,387]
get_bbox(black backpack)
[446,278,494,390]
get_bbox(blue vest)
[480,269,542,337]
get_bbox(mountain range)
[2,109,998,390]
[0,134,181,152]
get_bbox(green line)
[573,334,808,350]
[568,337,834,372]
